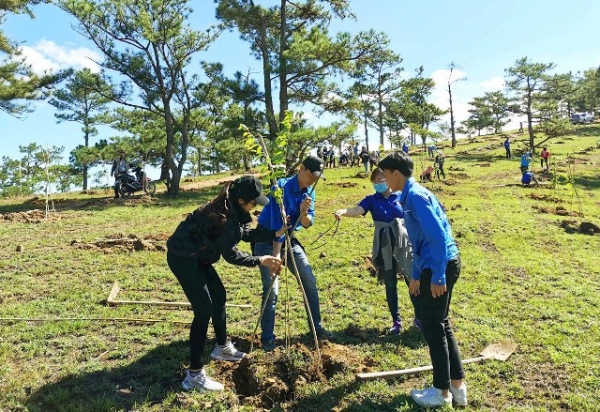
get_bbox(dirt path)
[181,173,258,191]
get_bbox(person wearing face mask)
[334,168,421,335]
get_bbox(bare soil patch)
[24,195,156,210]
[222,341,368,409]
[330,182,358,188]
[70,233,168,253]
[559,220,600,235]
[527,193,562,202]
[533,205,583,217]
[0,209,73,223]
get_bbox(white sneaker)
[210,338,246,362]
[182,369,224,392]
[449,382,468,406]
[411,386,452,408]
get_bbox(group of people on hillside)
[420,145,446,183]
[504,136,552,186]
[317,143,381,174]
[166,152,467,408]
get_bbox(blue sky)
[2,0,600,167]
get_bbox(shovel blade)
[480,340,517,361]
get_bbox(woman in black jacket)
[167,175,284,392]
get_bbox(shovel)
[356,340,517,381]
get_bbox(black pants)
[167,252,227,370]
[505,148,511,159]
[419,256,464,390]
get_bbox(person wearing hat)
[166,175,286,392]
[253,155,335,351]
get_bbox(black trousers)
[167,252,227,370]
[419,256,465,390]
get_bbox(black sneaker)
[316,328,336,341]
[261,339,276,351]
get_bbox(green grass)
[1,125,599,411]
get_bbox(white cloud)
[430,68,471,129]
[19,40,101,75]
[479,76,505,92]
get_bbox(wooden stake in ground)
[106,281,251,309]
[355,341,517,381]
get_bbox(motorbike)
[117,166,157,196]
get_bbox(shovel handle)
[356,356,488,381]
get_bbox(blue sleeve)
[410,192,448,285]
[358,195,372,216]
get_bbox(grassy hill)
[1,125,599,411]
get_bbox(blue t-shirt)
[358,192,404,223]
[257,175,315,243]
[521,153,531,167]
[504,139,510,149]
[521,171,533,184]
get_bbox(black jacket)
[167,201,276,266]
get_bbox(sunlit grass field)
[1,125,599,411]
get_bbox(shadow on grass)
[574,175,600,190]
[574,124,600,137]
[27,340,187,412]
[290,380,415,412]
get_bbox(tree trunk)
[527,90,535,151]
[448,83,457,148]
[259,21,278,137]
[378,93,384,146]
[364,109,370,152]
[278,0,288,123]
[83,127,89,191]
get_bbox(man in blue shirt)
[521,170,539,186]
[253,155,334,351]
[504,136,511,159]
[378,151,467,409]
[520,152,532,174]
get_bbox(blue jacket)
[257,175,315,243]
[399,177,458,285]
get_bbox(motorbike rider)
[110,151,129,198]
[167,175,287,392]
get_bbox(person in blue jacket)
[253,155,335,351]
[334,168,421,334]
[378,151,467,409]
[520,152,532,174]
[521,170,539,186]
[504,136,511,159]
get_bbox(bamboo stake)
[0,317,190,325]
[107,281,251,308]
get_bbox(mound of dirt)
[70,233,168,253]
[0,209,63,223]
[559,220,600,235]
[231,342,368,409]
[330,182,358,188]
[448,172,469,180]
[527,193,562,202]
[533,205,583,217]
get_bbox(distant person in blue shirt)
[378,151,466,409]
[253,155,334,351]
[402,141,409,154]
[521,170,539,186]
[334,168,421,335]
[428,144,437,159]
[520,152,532,174]
[504,136,511,159]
